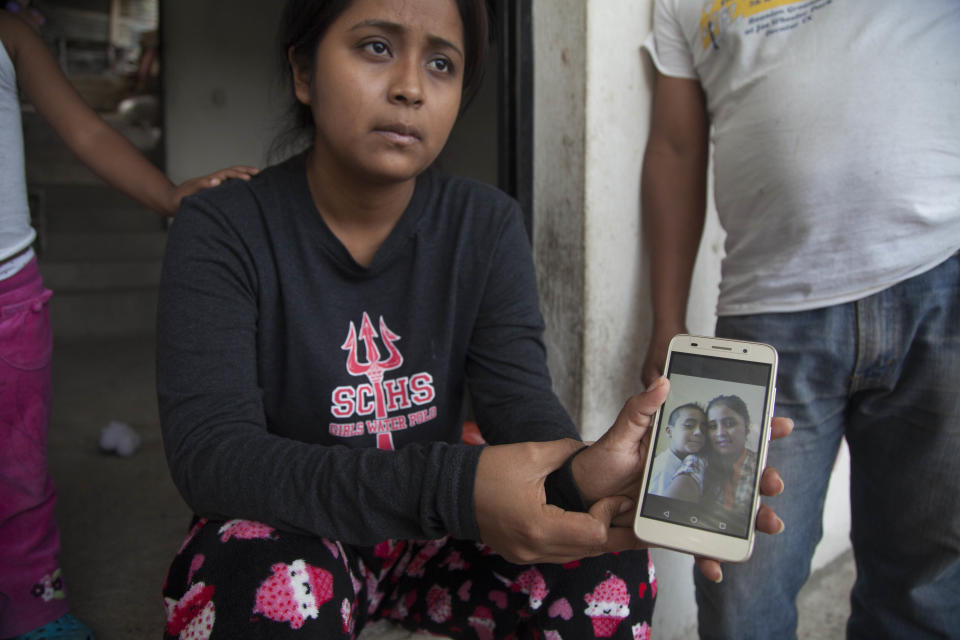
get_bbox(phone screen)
[639,352,774,539]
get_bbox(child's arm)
[0,12,257,216]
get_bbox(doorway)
[436,0,534,236]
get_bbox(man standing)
[639,1,960,638]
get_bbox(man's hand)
[641,327,684,387]
[474,439,646,565]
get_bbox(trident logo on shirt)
[342,312,404,450]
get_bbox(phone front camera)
[742,348,748,353]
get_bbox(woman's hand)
[570,378,671,507]
[569,379,794,580]
[473,439,646,565]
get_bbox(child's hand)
[474,439,646,565]
[166,165,260,215]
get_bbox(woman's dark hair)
[270,0,489,160]
[706,394,751,432]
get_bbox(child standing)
[0,10,257,639]
[156,1,789,638]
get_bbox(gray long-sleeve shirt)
[157,154,581,546]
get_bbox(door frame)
[493,0,534,238]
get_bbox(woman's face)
[292,0,465,184]
[707,404,748,459]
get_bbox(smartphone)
[633,334,778,562]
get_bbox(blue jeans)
[695,253,960,640]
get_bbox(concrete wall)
[531,0,587,421]
[532,1,851,638]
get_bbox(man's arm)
[640,71,710,385]
[0,12,256,216]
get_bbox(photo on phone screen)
[639,350,775,540]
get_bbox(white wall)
[580,2,653,440]
[161,0,285,183]
[533,2,851,638]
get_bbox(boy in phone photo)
[648,402,707,498]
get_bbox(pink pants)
[0,258,69,637]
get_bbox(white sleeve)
[641,0,697,80]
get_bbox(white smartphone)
[633,334,778,562]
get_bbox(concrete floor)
[48,337,188,637]
[47,334,854,639]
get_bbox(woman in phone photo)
[701,395,757,514]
